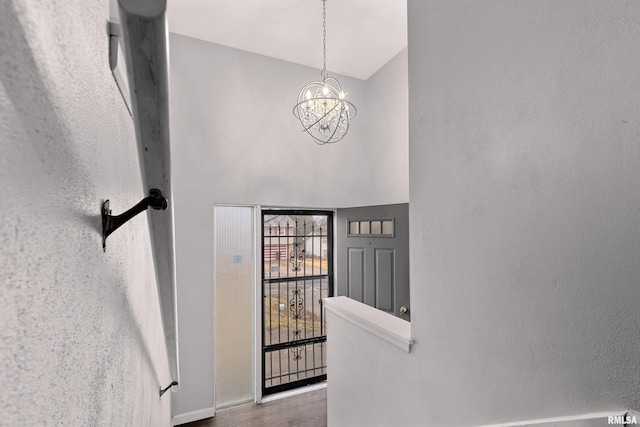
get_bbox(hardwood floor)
[181,388,327,427]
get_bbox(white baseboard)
[476,411,634,427]
[171,407,216,426]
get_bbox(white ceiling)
[167,0,407,81]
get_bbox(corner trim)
[324,296,414,352]
[171,407,216,426]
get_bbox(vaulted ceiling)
[167,0,407,80]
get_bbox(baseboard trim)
[171,407,216,426]
[476,411,633,427]
[259,382,327,404]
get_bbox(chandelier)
[293,0,357,145]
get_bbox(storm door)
[261,210,333,395]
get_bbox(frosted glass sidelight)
[214,206,254,408]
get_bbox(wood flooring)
[180,388,327,427]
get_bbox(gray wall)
[408,0,640,424]
[0,1,172,425]
[169,34,408,419]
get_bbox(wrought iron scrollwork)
[289,286,305,359]
[290,345,305,361]
[289,241,305,271]
[289,289,304,320]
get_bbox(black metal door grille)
[262,210,333,395]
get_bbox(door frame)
[212,205,338,406]
[253,205,263,403]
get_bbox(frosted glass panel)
[214,206,254,408]
[360,221,370,234]
[370,221,382,235]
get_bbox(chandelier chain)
[322,0,327,81]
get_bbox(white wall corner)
[171,407,216,426]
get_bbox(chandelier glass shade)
[293,0,357,145]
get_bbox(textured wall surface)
[407,0,640,425]
[169,34,408,420]
[364,48,409,205]
[326,311,417,427]
[0,1,172,425]
[326,1,640,426]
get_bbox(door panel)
[336,203,410,320]
[347,248,365,302]
[375,248,394,311]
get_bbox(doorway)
[261,210,333,395]
[336,203,410,320]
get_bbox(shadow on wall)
[0,2,97,212]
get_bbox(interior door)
[336,203,410,320]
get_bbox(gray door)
[336,204,410,320]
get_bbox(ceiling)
[167,0,407,81]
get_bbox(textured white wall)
[407,0,640,425]
[327,1,640,426]
[169,34,408,419]
[325,301,416,427]
[169,34,371,209]
[364,48,409,205]
[0,1,172,425]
